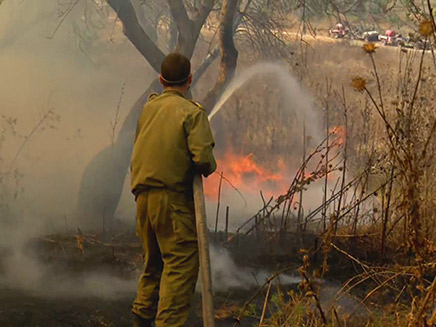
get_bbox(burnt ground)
[0,230,300,327]
[0,289,133,327]
[0,288,260,327]
[0,229,375,326]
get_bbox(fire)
[203,130,345,201]
[203,149,289,199]
[329,126,346,146]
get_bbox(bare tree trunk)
[168,18,179,52]
[107,0,165,72]
[168,0,216,57]
[202,0,239,110]
[76,79,161,230]
[167,0,197,57]
[191,47,220,88]
[131,0,158,43]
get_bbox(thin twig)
[215,171,224,234]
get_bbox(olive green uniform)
[130,90,216,327]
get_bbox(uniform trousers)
[132,188,199,327]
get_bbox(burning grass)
[204,149,288,199]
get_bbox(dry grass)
[223,9,436,326]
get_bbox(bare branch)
[107,0,165,73]
[202,0,239,111]
[167,0,193,36]
[168,0,216,57]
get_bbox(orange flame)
[329,126,346,146]
[204,149,289,199]
[204,129,345,201]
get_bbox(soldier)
[130,53,217,327]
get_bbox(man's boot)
[132,314,153,327]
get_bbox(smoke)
[0,0,153,297]
[0,0,151,222]
[209,62,323,142]
[0,0,159,212]
[0,247,136,299]
[203,62,329,229]
[0,238,295,298]
[209,245,300,291]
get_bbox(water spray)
[208,62,321,144]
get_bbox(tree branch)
[192,47,220,88]
[194,0,216,29]
[167,0,194,36]
[107,0,165,73]
[202,0,239,111]
[168,0,216,57]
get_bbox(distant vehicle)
[351,26,380,41]
[329,23,348,39]
[361,30,380,42]
[379,30,404,46]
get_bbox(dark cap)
[161,53,191,85]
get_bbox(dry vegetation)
[224,18,436,327]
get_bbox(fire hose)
[193,174,215,327]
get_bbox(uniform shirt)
[131,89,217,196]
